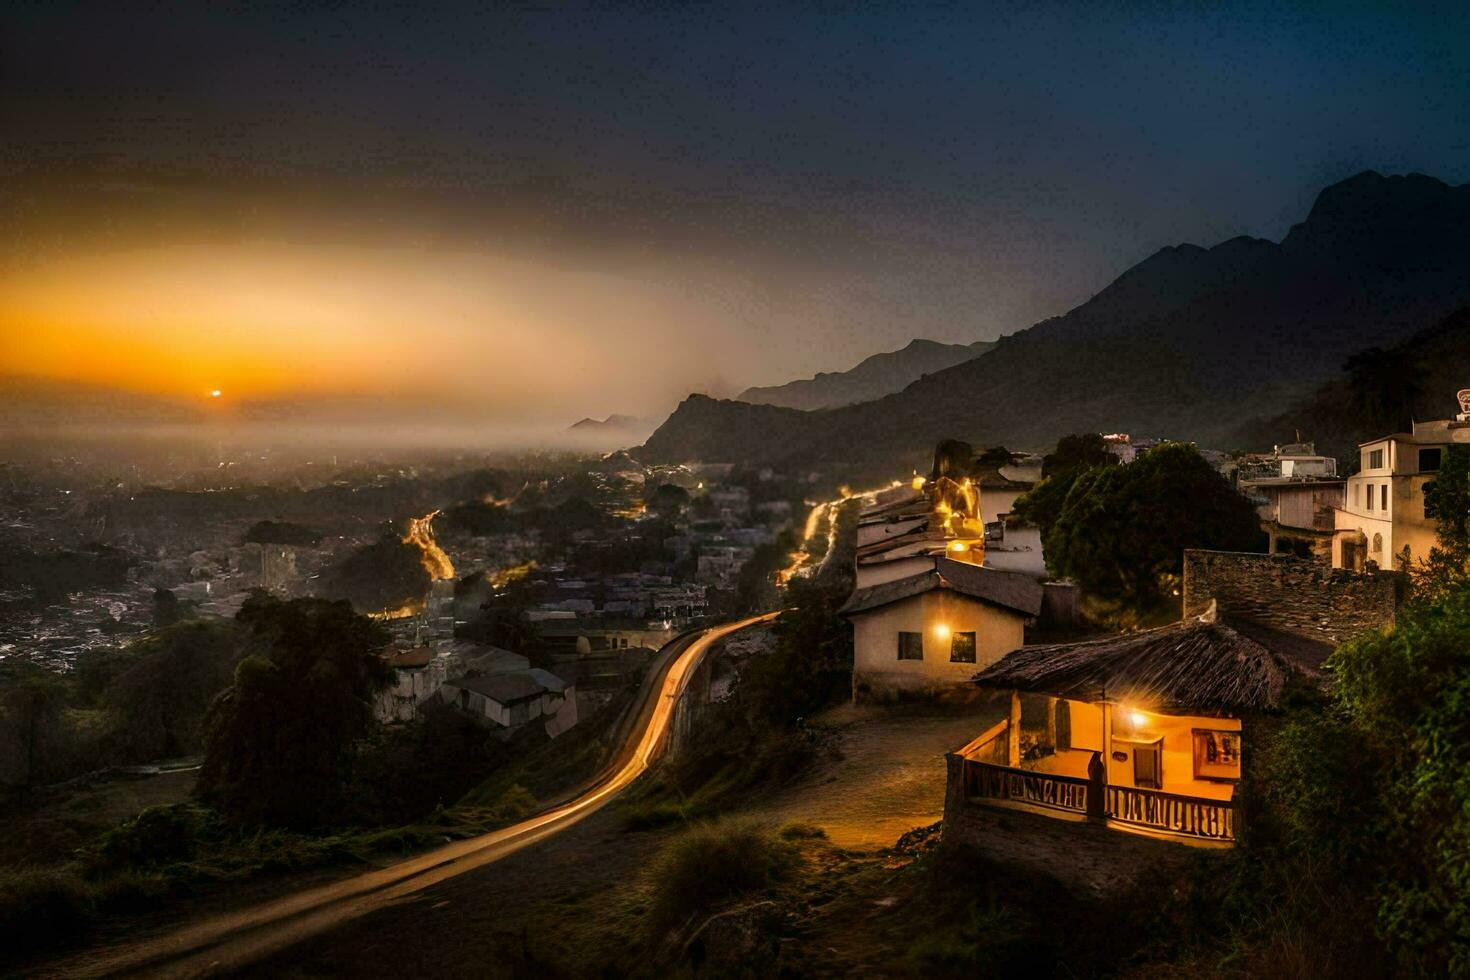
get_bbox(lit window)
[949,631,977,664]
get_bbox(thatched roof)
[972,611,1311,712]
[838,557,1043,619]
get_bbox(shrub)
[0,866,93,956]
[647,820,796,928]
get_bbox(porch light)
[1129,709,1149,729]
[933,623,951,640]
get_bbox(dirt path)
[743,699,1007,848]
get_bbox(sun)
[209,389,223,399]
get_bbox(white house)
[1333,390,1470,571]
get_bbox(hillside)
[737,338,995,410]
[1231,305,1470,466]
[639,172,1470,465]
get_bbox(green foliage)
[1043,443,1261,607]
[645,482,691,516]
[445,499,514,535]
[647,819,797,928]
[1325,589,1470,973]
[320,534,431,613]
[242,520,322,547]
[1042,432,1118,478]
[744,577,853,727]
[0,865,93,956]
[1415,444,1470,599]
[105,619,242,761]
[197,595,391,827]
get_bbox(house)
[374,642,449,723]
[943,549,1399,848]
[442,666,579,737]
[841,557,1043,701]
[841,442,1048,701]
[1239,475,1344,560]
[1333,390,1470,570]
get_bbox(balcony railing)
[963,759,1089,815]
[959,758,1236,842]
[1105,784,1235,841]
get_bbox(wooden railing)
[964,759,1089,815]
[961,759,1237,842]
[1106,784,1235,841]
[956,720,1009,764]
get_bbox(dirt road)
[43,613,777,979]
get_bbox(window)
[949,630,977,663]
[1381,484,1390,513]
[1353,483,1360,508]
[1420,448,1442,472]
[1132,740,1162,789]
[1192,729,1242,781]
[1372,533,1383,556]
[1366,486,1374,511]
[1366,448,1385,470]
[897,631,923,661]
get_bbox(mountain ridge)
[737,338,995,410]
[638,170,1470,465]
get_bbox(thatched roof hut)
[972,606,1331,712]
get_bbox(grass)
[646,819,798,930]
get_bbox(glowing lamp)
[1129,710,1148,729]
[948,540,969,553]
[911,475,926,490]
[209,390,222,399]
[932,623,951,640]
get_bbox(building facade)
[1333,394,1470,570]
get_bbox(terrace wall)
[1181,549,1400,645]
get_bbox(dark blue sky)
[3,1,1469,407]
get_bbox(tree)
[197,594,391,827]
[1012,433,1119,540]
[106,619,242,761]
[1318,590,1470,975]
[1044,443,1260,607]
[646,483,691,517]
[320,533,430,614]
[1416,444,1470,598]
[1041,433,1117,478]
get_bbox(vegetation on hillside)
[1018,441,1261,611]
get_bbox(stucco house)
[944,549,1399,848]
[1333,389,1470,571]
[841,557,1043,701]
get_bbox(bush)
[647,820,796,928]
[0,866,94,956]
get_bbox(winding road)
[46,612,778,979]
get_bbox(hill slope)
[737,339,995,411]
[639,172,1470,465]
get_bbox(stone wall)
[1182,549,1400,645]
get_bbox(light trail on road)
[46,612,779,979]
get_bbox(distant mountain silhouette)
[565,413,657,450]
[737,338,995,410]
[639,171,1470,466]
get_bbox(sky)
[2,1,1469,428]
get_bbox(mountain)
[737,339,995,411]
[639,172,1470,466]
[1229,305,1470,466]
[564,413,657,450]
